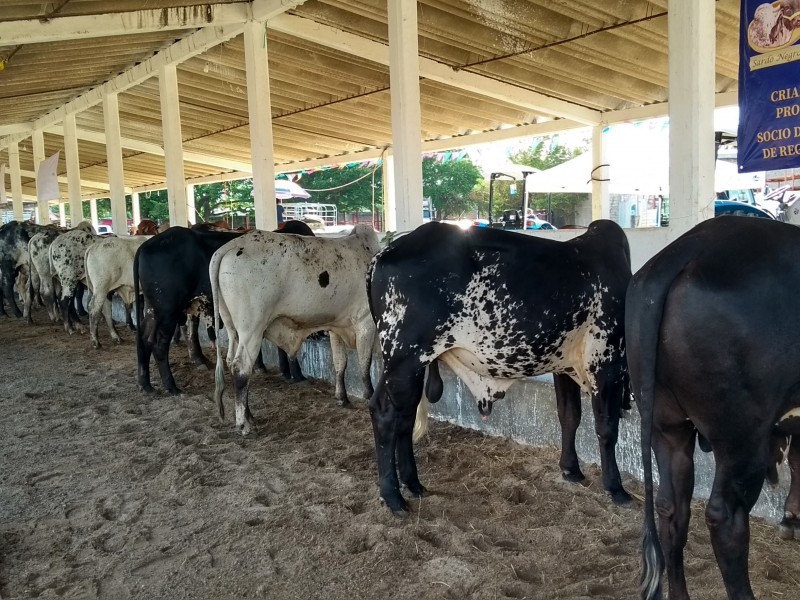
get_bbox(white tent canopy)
[524,120,764,197]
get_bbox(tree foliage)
[294,167,382,215]
[422,156,482,220]
[509,136,589,224]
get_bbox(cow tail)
[133,247,145,367]
[210,249,226,422]
[26,239,35,320]
[626,274,664,599]
[628,234,707,600]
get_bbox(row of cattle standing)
[1,215,799,599]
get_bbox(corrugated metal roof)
[0,0,740,200]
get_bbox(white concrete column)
[8,143,24,221]
[63,113,84,226]
[244,20,277,231]
[387,0,423,232]
[382,152,396,232]
[58,203,66,227]
[103,92,129,236]
[159,64,188,227]
[186,183,197,224]
[591,124,610,221]
[90,199,99,230]
[131,192,141,225]
[31,130,48,224]
[668,0,715,237]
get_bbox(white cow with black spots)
[366,220,632,514]
[211,224,381,435]
[48,224,100,334]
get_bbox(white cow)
[85,235,151,348]
[211,224,381,435]
[48,224,100,334]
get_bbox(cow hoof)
[140,384,155,394]
[113,338,122,346]
[380,494,409,515]
[336,397,351,408]
[778,523,796,540]
[166,387,182,396]
[610,488,633,506]
[254,364,267,374]
[561,469,585,484]
[91,341,101,350]
[195,363,210,372]
[403,482,428,498]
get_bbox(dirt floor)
[1,309,799,600]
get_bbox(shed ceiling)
[0,0,740,201]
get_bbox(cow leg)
[330,333,350,406]
[254,346,268,374]
[591,374,631,504]
[652,420,696,600]
[125,303,136,331]
[355,325,375,400]
[277,348,306,382]
[136,313,157,393]
[780,440,800,540]
[102,295,121,345]
[369,366,425,514]
[705,441,767,600]
[74,282,89,316]
[153,320,182,395]
[60,295,79,334]
[1,272,21,317]
[553,374,585,483]
[230,331,262,435]
[186,315,212,370]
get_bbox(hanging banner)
[738,1,800,172]
[36,151,60,202]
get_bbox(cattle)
[85,235,150,348]
[132,219,160,236]
[211,224,381,435]
[0,220,51,317]
[626,216,800,600]
[48,223,99,334]
[25,222,95,324]
[366,220,632,514]
[134,220,314,395]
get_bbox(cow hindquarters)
[369,365,426,514]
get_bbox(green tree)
[293,166,382,216]
[510,136,589,224]
[139,189,170,223]
[422,155,482,220]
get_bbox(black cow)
[626,216,800,600]
[134,220,314,394]
[0,221,50,317]
[367,220,632,513]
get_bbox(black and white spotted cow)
[85,235,151,348]
[211,224,381,435]
[367,220,632,513]
[0,220,51,317]
[48,223,99,334]
[627,216,800,600]
[134,220,315,395]
[25,222,95,324]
